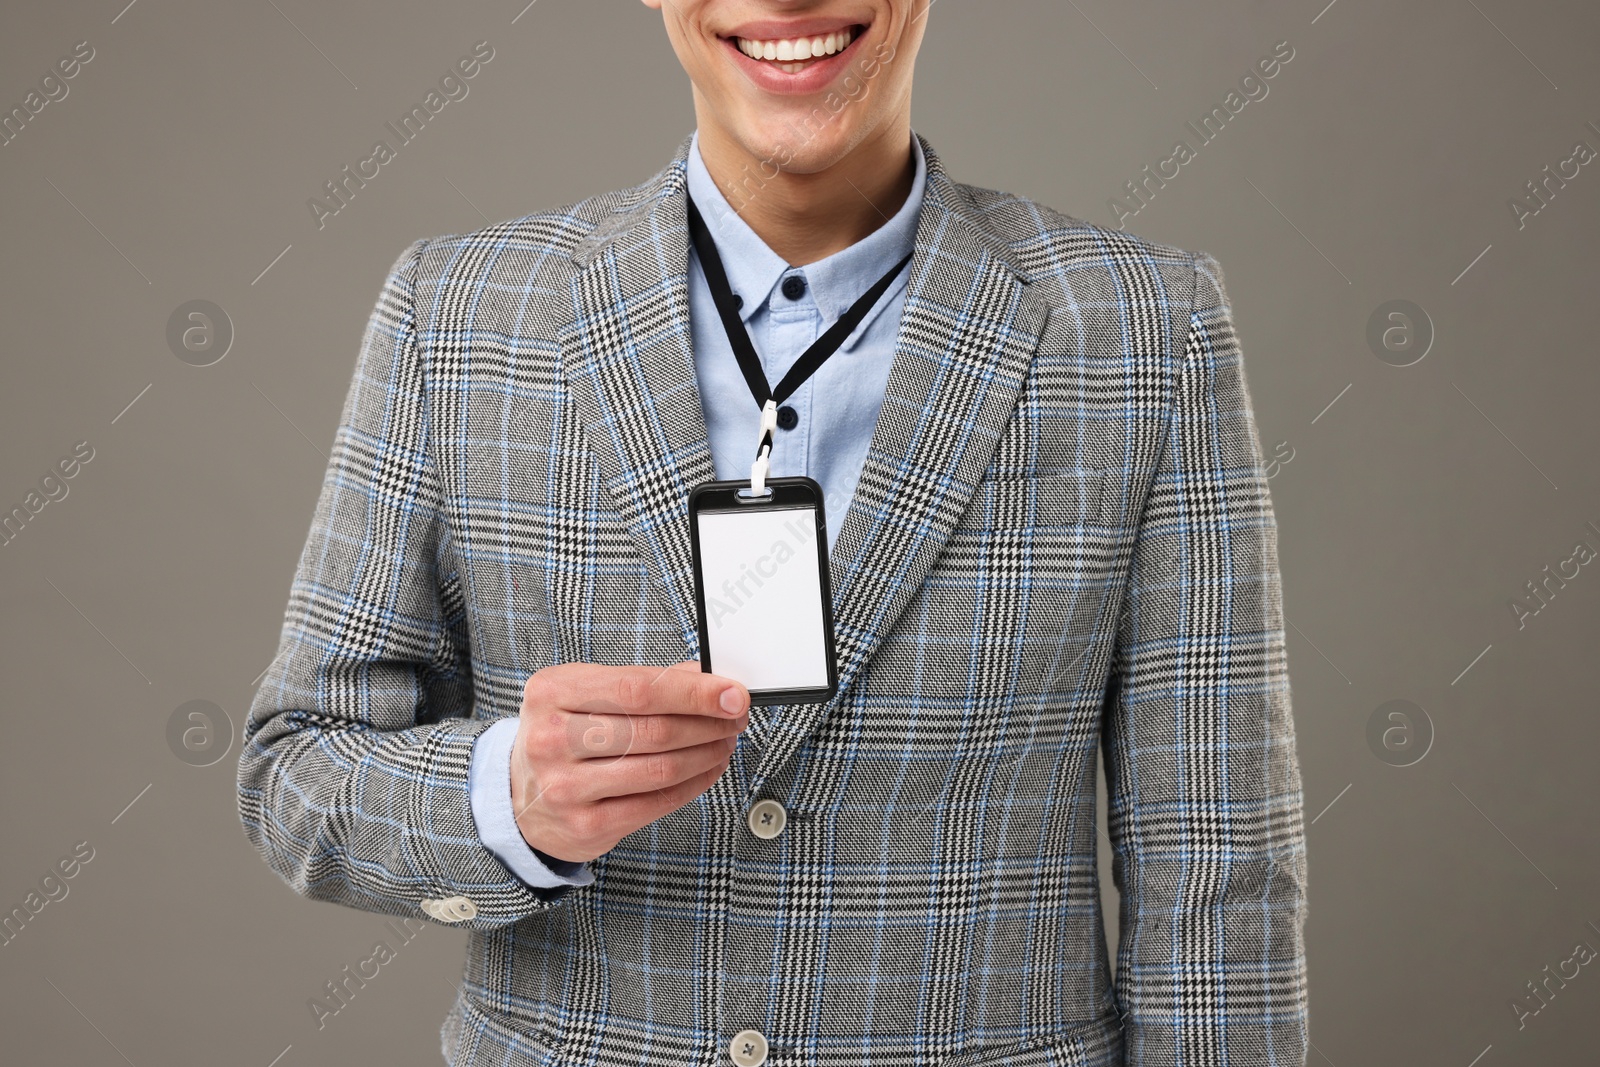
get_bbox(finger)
[553,662,747,720]
[575,734,737,803]
[639,660,699,692]
[565,708,745,760]
[592,750,734,827]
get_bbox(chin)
[752,121,864,174]
[715,84,901,173]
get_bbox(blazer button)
[729,1028,769,1067]
[421,895,478,923]
[746,799,787,839]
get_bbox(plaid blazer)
[239,132,1308,1067]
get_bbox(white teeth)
[736,26,856,65]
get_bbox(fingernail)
[720,687,746,715]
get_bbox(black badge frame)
[688,476,839,707]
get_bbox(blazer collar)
[558,132,1046,795]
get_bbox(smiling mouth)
[731,25,864,73]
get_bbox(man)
[238,2,1309,1064]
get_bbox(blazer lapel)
[747,136,1048,789]
[556,137,719,666]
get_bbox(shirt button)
[781,275,807,300]
[747,798,787,839]
[729,1029,769,1067]
[776,405,799,431]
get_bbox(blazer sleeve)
[1100,251,1309,1064]
[236,238,578,929]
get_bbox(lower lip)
[723,30,867,96]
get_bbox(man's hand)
[510,660,749,864]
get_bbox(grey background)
[2,1,1596,1064]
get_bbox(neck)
[695,119,916,266]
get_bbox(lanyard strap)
[685,193,913,467]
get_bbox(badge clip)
[747,443,773,497]
[743,399,778,498]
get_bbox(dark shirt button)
[733,294,743,309]
[776,405,799,430]
[781,275,807,300]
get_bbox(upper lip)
[722,18,866,41]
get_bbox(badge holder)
[688,402,839,706]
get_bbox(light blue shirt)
[468,129,927,889]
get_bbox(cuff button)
[421,895,478,922]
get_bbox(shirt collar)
[686,129,926,346]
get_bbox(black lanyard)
[685,193,912,458]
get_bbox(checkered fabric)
[238,132,1308,1067]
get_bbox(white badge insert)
[696,503,829,693]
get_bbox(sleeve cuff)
[468,716,595,889]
